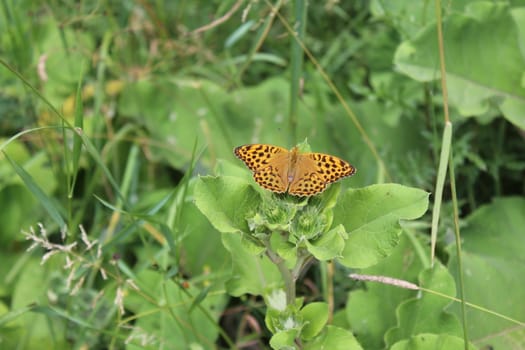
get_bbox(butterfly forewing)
[234,144,287,171]
[308,153,355,183]
[235,144,290,193]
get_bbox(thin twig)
[190,0,245,35]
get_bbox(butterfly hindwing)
[288,171,326,196]
[253,164,287,193]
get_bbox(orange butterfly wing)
[288,153,356,196]
[234,144,290,193]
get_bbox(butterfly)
[234,144,356,196]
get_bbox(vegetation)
[1,1,524,349]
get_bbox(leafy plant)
[194,152,429,347]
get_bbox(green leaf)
[118,78,315,170]
[305,224,346,261]
[270,232,297,263]
[0,185,36,244]
[390,333,476,350]
[222,233,281,296]
[179,201,231,280]
[334,184,429,268]
[194,176,260,233]
[0,303,32,328]
[394,2,525,129]
[346,233,426,349]
[269,329,299,350]
[225,20,255,48]
[188,285,212,313]
[10,258,69,349]
[300,302,328,340]
[0,139,59,240]
[70,71,85,194]
[38,23,93,107]
[370,1,438,38]
[447,197,525,349]
[385,264,462,347]
[4,152,65,228]
[304,325,363,350]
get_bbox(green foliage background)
[0,0,524,349]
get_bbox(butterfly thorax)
[287,147,300,183]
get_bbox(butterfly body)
[234,144,356,196]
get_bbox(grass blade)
[3,152,65,228]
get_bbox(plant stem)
[279,260,296,305]
[266,248,296,305]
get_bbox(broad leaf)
[447,197,525,349]
[334,184,429,268]
[385,264,461,346]
[194,175,259,233]
[222,233,281,296]
[304,224,346,261]
[304,326,363,350]
[300,302,329,340]
[391,333,476,350]
[346,233,425,349]
[394,2,525,129]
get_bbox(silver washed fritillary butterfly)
[234,144,356,196]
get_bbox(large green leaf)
[304,224,346,261]
[38,21,93,107]
[300,302,329,340]
[447,197,525,349]
[394,2,525,129]
[193,175,260,234]
[9,258,69,350]
[303,325,363,350]
[370,0,472,38]
[222,233,281,296]
[0,141,60,240]
[180,199,231,281]
[385,264,462,346]
[346,233,425,349]
[333,184,429,268]
[391,333,476,350]
[0,185,37,244]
